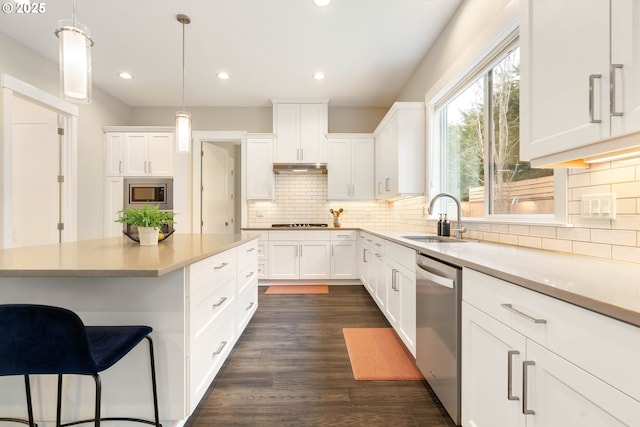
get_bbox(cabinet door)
[274,104,300,163]
[521,0,610,161]
[330,241,357,279]
[461,302,526,427]
[268,241,299,280]
[372,251,387,310]
[105,133,124,176]
[359,243,369,289]
[147,133,173,176]
[526,340,640,427]
[396,265,416,356]
[382,114,399,196]
[327,139,352,200]
[611,0,640,137]
[104,177,124,238]
[351,138,374,200]
[385,262,400,327]
[299,241,330,280]
[123,133,149,176]
[246,138,274,200]
[299,103,327,163]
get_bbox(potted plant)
[115,205,176,246]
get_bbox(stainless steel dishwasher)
[416,253,462,426]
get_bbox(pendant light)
[54,0,93,103]
[175,14,191,153]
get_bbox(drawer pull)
[375,243,382,247]
[213,262,229,270]
[245,302,255,311]
[245,271,254,278]
[213,341,228,356]
[337,234,350,238]
[212,297,228,307]
[500,304,547,324]
[523,361,535,415]
[246,247,255,252]
[507,350,520,401]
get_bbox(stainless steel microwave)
[123,178,173,210]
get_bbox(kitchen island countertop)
[0,233,258,277]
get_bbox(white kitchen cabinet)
[105,132,125,176]
[358,234,374,295]
[236,240,259,333]
[268,231,331,280]
[461,268,640,427]
[104,176,124,237]
[330,230,358,279]
[252,231,269,279]
[273,101,328,164]
[123,132,173,177]
[373,102,425,199]
[520,0,640,166]
[327,136,374,200]
[246,137,274,200]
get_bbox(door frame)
[0,74,79,248]
[192,131,245,234]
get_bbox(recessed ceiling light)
[313,72,326,80]
[217,72,230,80]
[313,0,332,6]
[118,72,133,79]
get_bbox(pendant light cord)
[72,0,77,27]
[181,18,185,112]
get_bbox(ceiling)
[0,0,462,108]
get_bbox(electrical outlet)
[580,193,616,219]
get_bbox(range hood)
[273,163,327,174]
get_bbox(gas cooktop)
[271,223,329,228]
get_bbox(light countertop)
[0,233,257,278]
[365,229,640,328]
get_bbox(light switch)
[580,193,616,219]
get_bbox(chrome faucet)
[427,193,467,239]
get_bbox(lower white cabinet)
[268,231,330,280]
[330,230,358,279]
[462,268,640,427]
[187,239,258,412]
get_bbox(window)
[430,40,556,220]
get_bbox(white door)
[246,138,274,200]
[274,104,299,163]
[351,138,374,199]
[330,242,357,279]
[147,133,173,176]
[124,133,148,176]
[299,103,326,163]
[299,241,331,280]
[11,96,61,247]
[201,143,232,234]
[397,265,416,355]
[269,241,299,279]
[327,139,352,200]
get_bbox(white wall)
[0,32,133,241]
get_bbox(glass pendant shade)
[56,19,93,103]
[176,111,192,153]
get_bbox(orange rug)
[343,328,424,381]
[264,284,329,295]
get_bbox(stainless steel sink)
[401,235,467,243]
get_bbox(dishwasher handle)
[416,261,455,289]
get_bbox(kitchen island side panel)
[0,269,188,426]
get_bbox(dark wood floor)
[184,285,456,427]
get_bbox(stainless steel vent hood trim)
[273,164,327,174]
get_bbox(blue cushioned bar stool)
[0,304,161,427]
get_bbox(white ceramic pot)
[137,226,159,246]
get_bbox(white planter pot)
[137,226,159,246]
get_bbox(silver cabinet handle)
[245,271,254,278]
[610,64,624,117]
[337,234,350,238]
[374,243,382,247]
[522,361,535,415]
[148,161,152,174]
[213,341,228,356]
[331,244,334,257]
[391,269,399,291]
[300,148,304,161]
[385,177,391,191]
[245,301,255,311]
[300,244,303,257]
[214,262,229,270]
[500,304,547,324]
[507,350,520,401]
[212,296,228,307]
[589,74,602,123]
[375,253,383,258]
[246,247,255,253]
[362,248,368,263]
[118,160,123,173]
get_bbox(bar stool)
[0,304,161,427]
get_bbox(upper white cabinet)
[272,100,328,164]
[327,136,374,200]
[373,102,425,200]
[520,0,640,166]
[104,129,174,177]
[246,137,274,200]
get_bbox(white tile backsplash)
[247,159,640,264]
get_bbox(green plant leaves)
[115,204,176,229]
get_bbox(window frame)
[426,29,567,225]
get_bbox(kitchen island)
[0,233,259,427]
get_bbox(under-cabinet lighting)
[584,146,640,163]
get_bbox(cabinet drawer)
[236,277,258,333]
[269,230,330,241]
[385,240,415,270]
[190,276,235,342]
[257,261,268,279]
[237,239,258,271]
[331,230,356,241]
[360,232,385,252]
[190,307,235,410]
[237,262,258,295]
[257,240,268,260]
[463,268,640,401]
[189,250,236,296]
